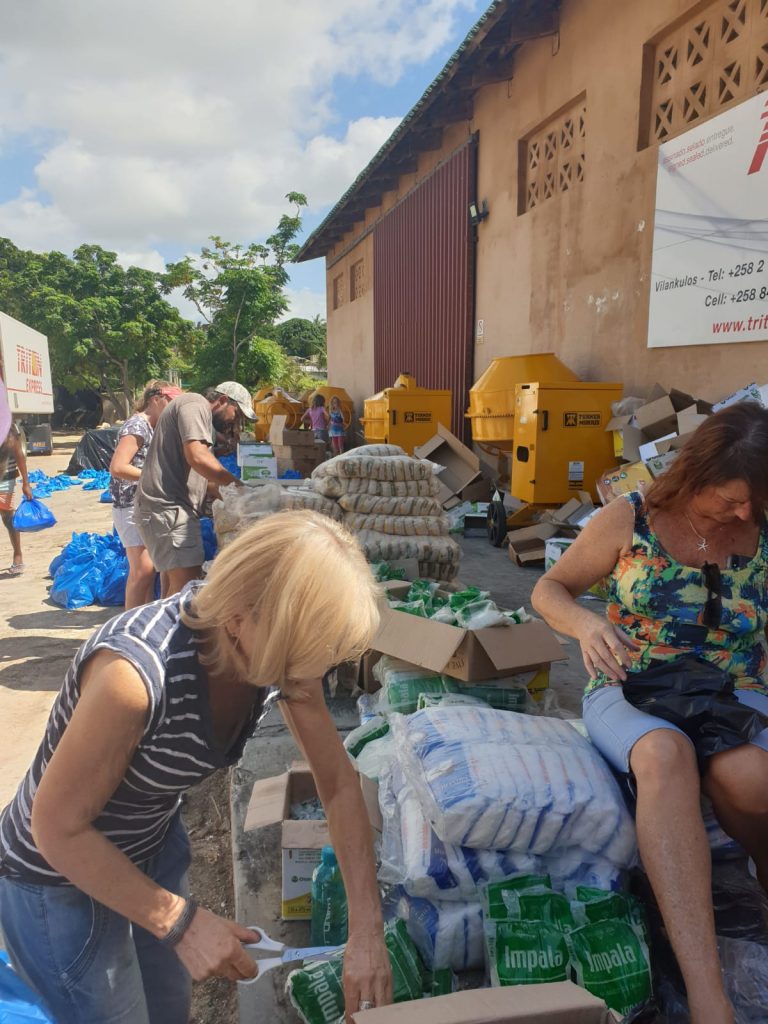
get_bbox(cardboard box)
[268,414,319,449]
[372,582,565,681]
[272,444,324,462]
[712,382,765,411]
[596,462,654,504]
[633,386,695,440]
[605,414,646,464]
[237,441,273,467]
[352,981,620,1023]
[241,457,277,480]
[414,425,481,509]
[507,522,562,565]
[244,767,328,920]
[637,432,676,463]
[644,450,679,477]
[543,493,596,529]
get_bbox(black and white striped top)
[0,584,272,885]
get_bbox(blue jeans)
[0,811,192,1024]
[583,683,768,773]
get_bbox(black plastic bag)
[623,657,767,767]
[66,427,119,474]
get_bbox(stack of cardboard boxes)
[269,416,326,479]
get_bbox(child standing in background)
[328,396,346,455]
[302,394,330,446]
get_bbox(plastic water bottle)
[310,846,348,945]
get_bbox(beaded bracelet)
[159,898,199,948]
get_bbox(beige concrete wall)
[325,0,768,411]
[325,233,374,408]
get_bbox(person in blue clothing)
[328,395,347,456]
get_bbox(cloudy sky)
[0,0,485,322]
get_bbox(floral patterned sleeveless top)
[585,491,768,697]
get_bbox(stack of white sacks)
[373,705,637,973]
[311,444,460,580]
[212,445,460,580]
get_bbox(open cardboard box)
[372,581,565,681]
[632,385,696,441]
[244,766,329,920]
[415,424,482,509]
[596,463,654,505]
[604,414,646,464]
[268,414,318,449]
[507,522,564,566]
[352,981,621,1023]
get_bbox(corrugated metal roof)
[296,0,507,262]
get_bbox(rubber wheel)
[487,500,507,547]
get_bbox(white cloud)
[280,287,327,324]
[0,0,477,258]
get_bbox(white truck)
[0,311,54,454]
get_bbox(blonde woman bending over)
[0,512,392,1024]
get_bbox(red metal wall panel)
[373,139,476,440]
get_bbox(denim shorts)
[583,683,768,773]
[0,811,192,1024]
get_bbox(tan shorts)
[136,504,204,572]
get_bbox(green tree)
[273,315,327,362]
[163,193,307,383]
[0,238,199,416]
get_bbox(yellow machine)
[466,354,579,481]
[361,374,452,455]
[251,387,304,440]
[510,381,623,505]
[306,385,355,429]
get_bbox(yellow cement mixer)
[306,386,354,429]
[466,355,621,544]
[251,387,304,440]
[361,374,452,455]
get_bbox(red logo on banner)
[747,97,768,175]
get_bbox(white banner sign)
[648,91,768,349]
[0,311,54,414]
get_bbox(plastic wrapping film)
[338,492,444,517]
[396,891,485,971]
[344,511,449,537]
[313,474,441,499]
[389,706,637,864]
[354,531,460,567]
[313,450,434,482]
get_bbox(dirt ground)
[0,435,237,1024]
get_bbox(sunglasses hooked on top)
[701,561,722,630]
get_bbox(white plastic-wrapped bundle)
[378,764,542,903]
[212,483,281,546]
[279,487,343,521]
[344,512,449,537]
[390,707,637,865]
[313,451,434,482]
[397,893,485,971]
[338,493,444,517]
[372,656,444,715]
[355,531,460,567]
[313,475,442,499]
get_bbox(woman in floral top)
[533,403,768,1024]
[109,381,181,607]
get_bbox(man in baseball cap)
[135,381,255,596]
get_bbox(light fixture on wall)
[468,199,489,226]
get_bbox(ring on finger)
[359,1001,374,1011]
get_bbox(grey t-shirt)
[135,394,213,516]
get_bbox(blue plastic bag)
[94,555,129,606]
[12,498,56,533]
[99,489,113,504]
[49,531,129,610]
[200,517,218,562]
[0,950,53,1022]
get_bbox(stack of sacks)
[377,706,637,972]
[212,482,343,547]
[312,445,460,580]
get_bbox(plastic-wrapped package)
[378,764,541,902]
[441,678,532,713]
[279,488,344,520]
[313,451,434,482]
[355,531,460,567]
[485,920,570,987]
[211,482,281,545]
[396,892,485,971]
[719,937,768,1023]
[372,657,444,715]
[313,474,441,499]
[354,733,396,780]
[339,493,444,517]
[567,920,652,1017]
[344,716,390,758]
[344,512,449,537]
[286,920,425,1024]
[390,707,637,864]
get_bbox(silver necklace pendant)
[697,538,708,552]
